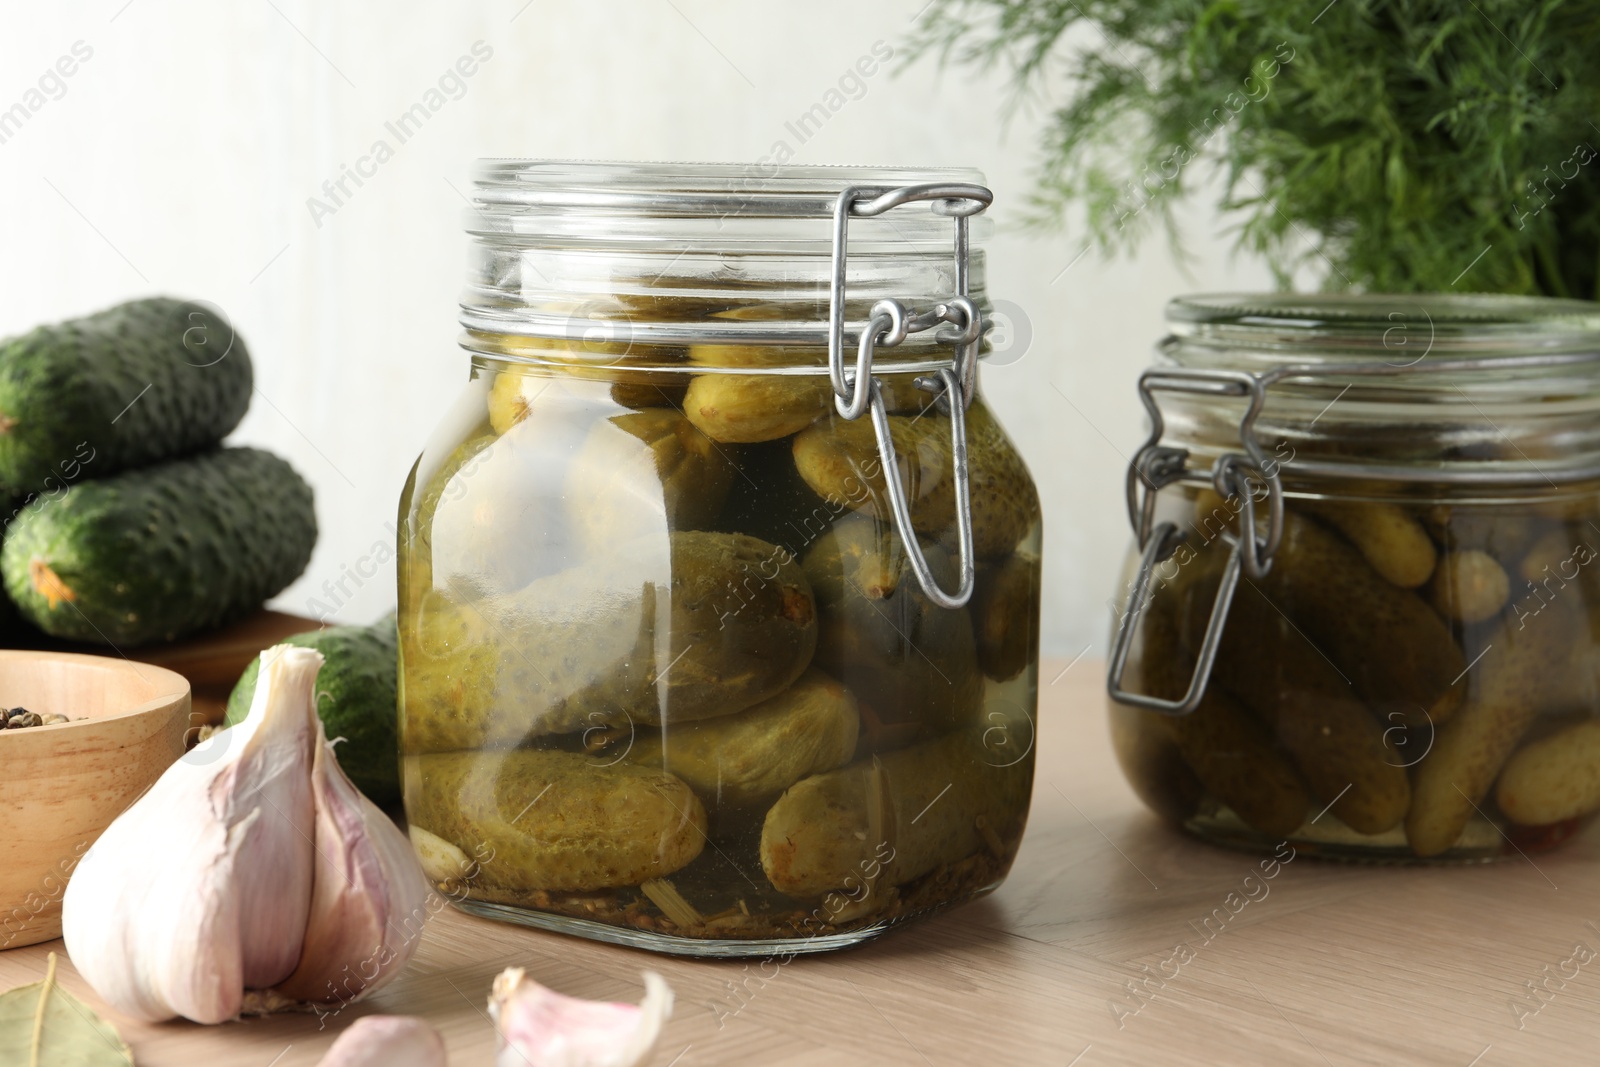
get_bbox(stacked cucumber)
[0,298,317,647]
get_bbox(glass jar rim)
[1156,291,1600,492]
[469,159,990,220]
[1168,291,1600,358]
[459,159,994,364]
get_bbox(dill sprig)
[910,0,1600,297]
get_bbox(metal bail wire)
[1105,367,1283,716]
[826,182,992,609]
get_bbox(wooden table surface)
[5,656,1597,1066]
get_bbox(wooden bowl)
[0,650,191,949]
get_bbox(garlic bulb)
[490,968,673,1067]
[315,1016,446,1067]
[62,645,431,1024]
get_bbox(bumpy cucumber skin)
[2,447,315,646]
[224,616,399,805]
[0,297,252,492]
[0,492,32,642]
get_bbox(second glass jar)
[1109,293,1600,862]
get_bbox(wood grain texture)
[3,657,1597,1065]
[0,650,190,948]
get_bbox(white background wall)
[1,1,1278,658]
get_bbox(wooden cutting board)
[13,609,323,725]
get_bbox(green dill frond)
[909,0,1600,297]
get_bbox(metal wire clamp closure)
[1106,368,1283,715]
[826,182,991,609]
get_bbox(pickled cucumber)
[684,372,831,443]
[1266,511,1466,726]
[1406,598,1584,856]
[1537,608,1600,711]
[759,728,1030,899]
[1108,700,1202,825]
[624,530,819,724]
[1303,500,1436,589]
[1210,576,1410,834]
[803,517,982,745]
[408,749,705,892]
[610,377,688,411]
[1519,530,1583,584]
[876,375,944,417]
[401,432,496,608]
[684,341,945,413]
[1517,529,1599,598]
[488,365,537,434]
[482,346,681,432]
[625,668,859,806]
[971,552,1041,682]
[1496,720,1600,825]
[793,413,944,528]
[1165,692,1309,838]
[487,364,620,435]
[402,531,819,750]
[792,402,1035,558]
[1429,549,1510,624]
[1425,508,1544,562]
[1140,589,1309,837]
[682,346,833,447]
[402,567,682,752]
[960,404,1038,558]
[564,408,734,543]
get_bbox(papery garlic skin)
[490,968,673,1067]
[265,723,431,1008]
[62,646,322,1024]
[315,1015,447,1067]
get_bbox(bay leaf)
[0,953,133,1067]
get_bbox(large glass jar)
[1108,293,1600,861]
[397,162,1041,956]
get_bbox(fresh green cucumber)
[0,297,252,492]
[224,615,399,804]
[0,492,31,643]
[2,447,316,645]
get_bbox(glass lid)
[1156,292,1600,492]
[458,160,993,361]
[1168,292,1600,358]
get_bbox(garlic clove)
[226,650,323,990]
[266,722,432,1008]
[489,969,673,1067]
[62,646,322,1024]
[409,824,475,883]
[315,1015,447,1067]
